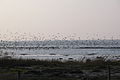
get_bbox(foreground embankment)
[0,58,120,80]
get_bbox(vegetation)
[0,58,120,80]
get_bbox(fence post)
[108,65,111,80]
[17,70,21,80]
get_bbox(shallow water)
[0,40,120,60]
[1,48,120,61]
[1,48,120,55]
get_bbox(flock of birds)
[0,32,120,49]
[0,33,120,61]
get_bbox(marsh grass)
[0,58,120,68]
[0,58,120,80]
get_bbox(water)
[0,40,120,60]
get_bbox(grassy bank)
[0,58,120,80]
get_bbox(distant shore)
[0,46,120,50]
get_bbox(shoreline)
[0,46,120,49]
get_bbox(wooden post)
[108,65,111,80]
[17,71,21,80]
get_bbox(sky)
[0,0,120,40]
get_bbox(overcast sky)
[0,0,120,40]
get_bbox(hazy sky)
[0,0,120,39]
